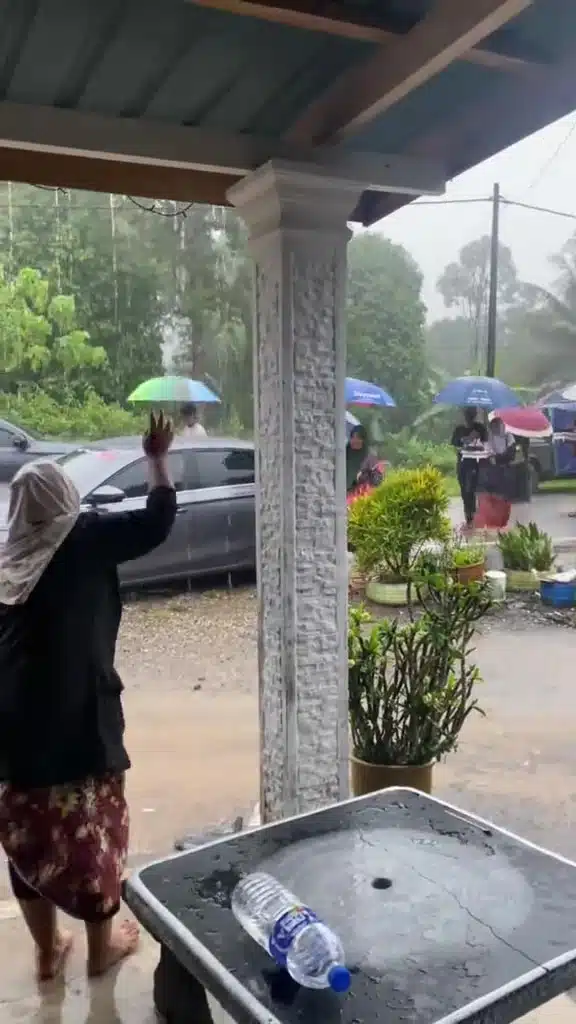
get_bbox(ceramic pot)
[450,561,485,585]
[505,568,539,592]
[351,756,433,797]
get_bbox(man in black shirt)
[451,407,488,526]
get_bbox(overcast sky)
[375,111,576,322]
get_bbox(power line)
[501,197,576,222]
[413,196,491,207]
[526,117,576,192]
[2,185,576,225]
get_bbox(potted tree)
[347,466,450,606]
[497,522,554,591]
[348,574,491,795]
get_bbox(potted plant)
[348,574,490,796]
[497,522,554,591]
[347,466,450,606]
[449,540,486,585]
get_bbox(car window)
[0,428,15,446]
[108,453,185,498]
[194,449,255,489]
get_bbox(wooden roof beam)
[0,102,445,197]
[362,38,576,226]
[190,0,540,75]
[0,147,239,204]
[286,0,532,145]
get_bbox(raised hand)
[143,411,173,459]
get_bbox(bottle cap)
[328,965,351,993]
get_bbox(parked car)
[0,438,256,587]
[0,417,83,482]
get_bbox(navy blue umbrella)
[345,377,395,408]
[434,375,520,410]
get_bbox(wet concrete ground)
[1,487,576,1021]
[1,614,575,1022]
[448,490,576,539]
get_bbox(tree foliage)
[347,233,429,427]
[436,235,518,371]
[1,266,106,393]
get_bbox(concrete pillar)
[228,161,363,822]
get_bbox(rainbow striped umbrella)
[128,376,220,405]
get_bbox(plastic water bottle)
[231,872,350,992]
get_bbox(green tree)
[499,236,576,386]
[0,185,164,402]
[0,266,106,395]
[346,233,429,427]
[161,204,253,429]
[426,317,476,378]
[437,236,518,370]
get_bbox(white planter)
[366,579,410,606]
[505,568,539,592]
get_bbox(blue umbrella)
[346,411,360,438]
[558,383,576,403]
[345,376,396,408]
[536,388,576,410]
[434,375,520,410]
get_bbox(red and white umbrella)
[489,406,552,438]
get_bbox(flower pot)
[351,756,433,797]
[365,579,411,606]
[505,568,539,592]
[450,561,485,585]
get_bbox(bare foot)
[87,920,140,977]
[37,930,74,982]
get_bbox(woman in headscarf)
[474,416,516,529]
[346,424,384,500]
[0,413,176,982]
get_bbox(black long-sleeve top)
[0,486,176,788]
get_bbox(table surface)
[126,789,576,1024]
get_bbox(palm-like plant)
[514,238,576,384]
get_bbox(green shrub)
[348,581,488,765]
[0,386,144,440]
[384,432,455,476]
[497,522,554,572]
[347,465,450,580]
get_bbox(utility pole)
[485,182,500,377]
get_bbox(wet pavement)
[449,490,576,540]
[0,553,575,1019]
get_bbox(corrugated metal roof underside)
[0,0,574,143]
[0,0,575,223]
[0,0,371,137]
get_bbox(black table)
[125,788,576,1024]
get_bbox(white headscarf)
[0,460,80,606]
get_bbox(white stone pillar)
[228,161,363,823]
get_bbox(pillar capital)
[227,159,360,239]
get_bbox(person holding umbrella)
[179,402,207,438]
[346,424,383,500]
[450,407,487,527]
[475,417,516,529]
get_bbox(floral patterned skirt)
[0,774,128,922]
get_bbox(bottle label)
[269,905,318,967]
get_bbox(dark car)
[0,438,256,587]
[0,418,82,482]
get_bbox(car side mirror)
[86,485,126,506]
[12,434,29,451]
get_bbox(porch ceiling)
[0,0,575,223]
